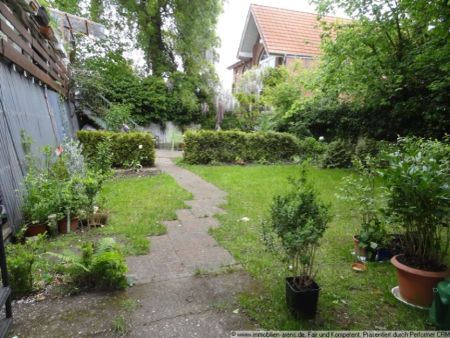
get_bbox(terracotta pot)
[391,255,450,307]
[91,212,108,226]
[57,217,79,234]
[25,224,48,237]
[353,235,367,258]
[39,26,54,40]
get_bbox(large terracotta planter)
[391,255,450,307]
[57,217,79,234]
[25,224,48,237]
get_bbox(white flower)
[240,217,250,222]
[319,136,325,142]
[288,265,293,270]
[138,144,143,149]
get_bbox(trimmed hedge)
[77,131,155,168]
[183,130,300,164]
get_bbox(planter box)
[58,217,79,234]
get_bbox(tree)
[115,0,222,78]
[309,0,450,139]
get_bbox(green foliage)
[105,104,133,132]
[6,235,46,298]
[7,244,34,297]
[183,130,300,165]
[268,167,331,288]
[73,51,214,126]
[49,238,128,291]
[321,139,355,169]
[77,131,155,168]
[307,0,450,139]
[338,158,387,254]
[383,137,450,269]
[21,137,104,227]
[115,0,222,78]
[297,137,327,164]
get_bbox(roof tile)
[250,4,350,56]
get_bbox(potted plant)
[57,177,89,234]
[269,167,331,319]
[384,137,450,307]
[22,169,60,237]
[338,157,389,261]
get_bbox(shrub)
[6,235,45,298]
[321,139,355,168]
[7,245,34,297]
[268,166,331,288]
[49,237,128,291]
[77,131,155,168]
[297,137,327,164]
[383,137,450,270]
[183,130,300,164]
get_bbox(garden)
[3,0,450,335]
[181,132,450,329]
[7,130,190,301]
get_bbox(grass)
[184,164,430,330]
[31,174,191,291]
[99,174,191,255]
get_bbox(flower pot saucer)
[351,262,367,272]
[391,286,429,310]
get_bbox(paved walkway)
[125,150,256,337]
[127,150,237,283]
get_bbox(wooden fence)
[0,1,69,96]
[0,1,77,235]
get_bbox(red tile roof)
[250,4,350,57]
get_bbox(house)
[228,4,350,90]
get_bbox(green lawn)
[184,164,429,330]
[37,174,191,285]
[99,174,192,255]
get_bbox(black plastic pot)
[286,277,320,319]
[375,247,392,261]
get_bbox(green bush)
[77,131,155,168]
[50,237,128,291]
[7,245,34,298]
[6,235,45,298]
[321,139,355,169]
[268,166,331,288]
[297,137,327,164]
[183,130,300,164]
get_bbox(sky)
[216,0,320,92]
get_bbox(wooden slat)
[1,39,66,96]
[0,20,33,56]
[0,2,31,41]
[0,2,69,96]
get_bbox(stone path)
[11,150,256,338]
[124,150,256,337]
[126,150,237,283]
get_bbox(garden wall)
[0,63,79,234]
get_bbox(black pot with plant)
[268,165,331,319]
